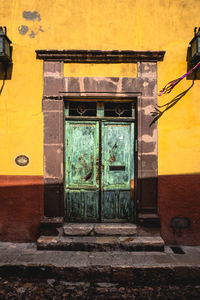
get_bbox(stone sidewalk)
[0,243,200,284]
[0,243,200,299]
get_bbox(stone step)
[138,213,160,227]
[39,217,64,236]
[37,236,164,252]
[63,223,137,236]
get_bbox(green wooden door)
[65,121,99,222]
[101,122,134,221]
[65,120,134,222]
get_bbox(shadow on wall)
[150,78,195,126]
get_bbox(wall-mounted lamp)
[0,27,12,81]
[189,27,200,63]
[0,26,12,65]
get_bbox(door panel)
[119,191,132,219]
[101,191,117,220]
[102,190,131,221]
[101,122,134,221]
[66,190,99,221]
[65,121,99,221]
[65,121,99,188]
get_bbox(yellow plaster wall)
[64,63,137,78]
[0,0,200,176]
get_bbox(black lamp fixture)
[189,27,200,63]
[0,26,12,65]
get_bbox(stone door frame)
[36,50,165,220]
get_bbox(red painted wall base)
[0,176,44,242]
[158,174,200,246]
[0,174,199,245]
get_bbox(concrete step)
[37,235,164,252]
[63,223,137,236]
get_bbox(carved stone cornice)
[36,50,165,63]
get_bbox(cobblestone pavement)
[0,278,200,300]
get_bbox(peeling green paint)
[65,121,99,222]
[65,120,134,222]
[101,122,134,221]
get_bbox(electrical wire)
[159,61,200,96]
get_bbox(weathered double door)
[65,120,134,222]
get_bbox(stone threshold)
[39,218,161,237]
[63,223,137,236]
